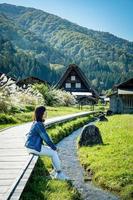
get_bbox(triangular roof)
[109,77,133,97]
[16,76,48,84]
[114,77,133,89]
[56,64,99,97]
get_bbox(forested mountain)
[0,3,133,93]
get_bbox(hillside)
[0,3,133,92]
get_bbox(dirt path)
[57,122,119,200]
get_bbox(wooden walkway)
[0,111,94,200]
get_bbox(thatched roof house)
[56,64,99,104]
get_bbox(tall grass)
[78,115,133,200]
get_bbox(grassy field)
[78,114,133,200]
[21,115,93,200]
[0,105,92,130]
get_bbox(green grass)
[21,115,93,200]
[20,157,81,200]
[47,115,93,143]
[47,105,92,117]
[0,105,92,130]
[0,112,33,131]
[78,114,133,200]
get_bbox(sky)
[0,0,133,41]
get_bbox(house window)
[76,83,81,88]
[71,76,75,81]
[65,83,71,88]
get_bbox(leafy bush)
[9,106,22,113]
[34,83,76,106]
[47,115,93,144]
[15,112,33,123]
[0,113,18,124]
[25,105,35,112]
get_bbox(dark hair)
[33,106,46,122]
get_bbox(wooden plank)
[9,156,38,200]
[0,170,20,179]
[0,179,13,186]
[0,194,5,200]
[10,194,20,200]
[0,145,24,148]
[0,149,26,152]
[0,186,9,193]
[0,151,28,156]
[0,139,24,142]
[0,162,25,169]
[0,156,29,162]
[3,155,33,200]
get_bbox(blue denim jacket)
[25,121,57,152]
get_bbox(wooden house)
[56,64,99,105]
[16,76,47,89]
[109,78,133,114]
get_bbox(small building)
[16,76,47,88]
[56,64,99,105]
[109,78,133,114]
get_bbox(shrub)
[15,112,33,123]
[47,115,93,143]
[9,106,22,113]
[25,105,35,112]
[0,113,18,124]
[34,83,76,106]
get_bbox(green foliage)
[0,113,17,124]
[0,112,32,126]
[34,83,76,106]
[9,106,22,113]
[47,115,92,144]
[0,4,133,92]
[25,105,35,112]
[14,112,33,123]
[78,115,133,199]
